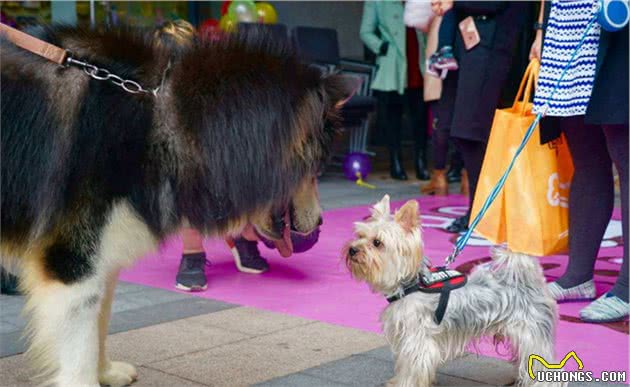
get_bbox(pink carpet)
[121,195,628,377]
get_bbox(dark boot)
[414,148,430,181]
[390,150,408,180]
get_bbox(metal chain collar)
[66,56,160,96]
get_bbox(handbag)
[471,59,574,256]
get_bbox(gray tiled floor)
[257,348,496,387]
[0,284,236,358]
[258,346,626,387]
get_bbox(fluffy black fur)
[1,25,351,284]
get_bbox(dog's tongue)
[274,212,293,257]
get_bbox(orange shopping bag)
[470,61,541,245]
[471,59,574,255]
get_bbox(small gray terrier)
[344,195,561,387]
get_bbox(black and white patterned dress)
[533,0,601,117]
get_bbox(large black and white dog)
[1,25,352,386]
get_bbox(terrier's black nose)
[348,247,358,257]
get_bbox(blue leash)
[445,16,598,266]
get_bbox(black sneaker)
[0,267,20,295]
[445,215,469,234]
[446,166,462,183]
[175,253,208,291]
[229,238,269,274]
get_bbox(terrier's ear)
[394,200,419,232]
[371,195,391,219]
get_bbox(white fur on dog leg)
[99,361,138,387]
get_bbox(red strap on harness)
[419,266,467,293]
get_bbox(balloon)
[221,0,232,16]
[219,13,237,33]
[255,2,278,24]
[598,0,629,31]
[228,0,257,23]
[343,152,372,181]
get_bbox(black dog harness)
[386,266,467,325]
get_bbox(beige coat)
[423,16,443,102]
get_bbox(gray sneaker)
[547,280,596,302]
[228,238,269,274]
[175,253,208,291]
[580,293,629,323]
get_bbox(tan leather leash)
[1,22,160,95]
[0,22,68,65]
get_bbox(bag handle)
[512,59,540,115]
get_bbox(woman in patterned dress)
[531,0,629,323]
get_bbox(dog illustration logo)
[528,351,584,380]
[547,172,570,208]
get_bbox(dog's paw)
[99,360,138,387]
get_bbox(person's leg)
[603,125,629,302]
[447,146,464,183]
[421,103,449,195]
[176,228,208,291]
[554,118,614,292]
[406,88,429,180]
[432,116,449,170]
[579,124,630,322]
[461,140,486,206]
[445,138,486,233]
[422,71,457,195]
[379,91,407,180]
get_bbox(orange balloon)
[255,2,278,24]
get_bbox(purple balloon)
[343,152,372,181]
[259,227,321,254]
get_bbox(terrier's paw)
[99,361,138,387]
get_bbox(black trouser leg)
[456,138,487,216]
[377,91,407,180]
[444,138,486,233]
[432,120,450,170]
[406,88,429,179]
